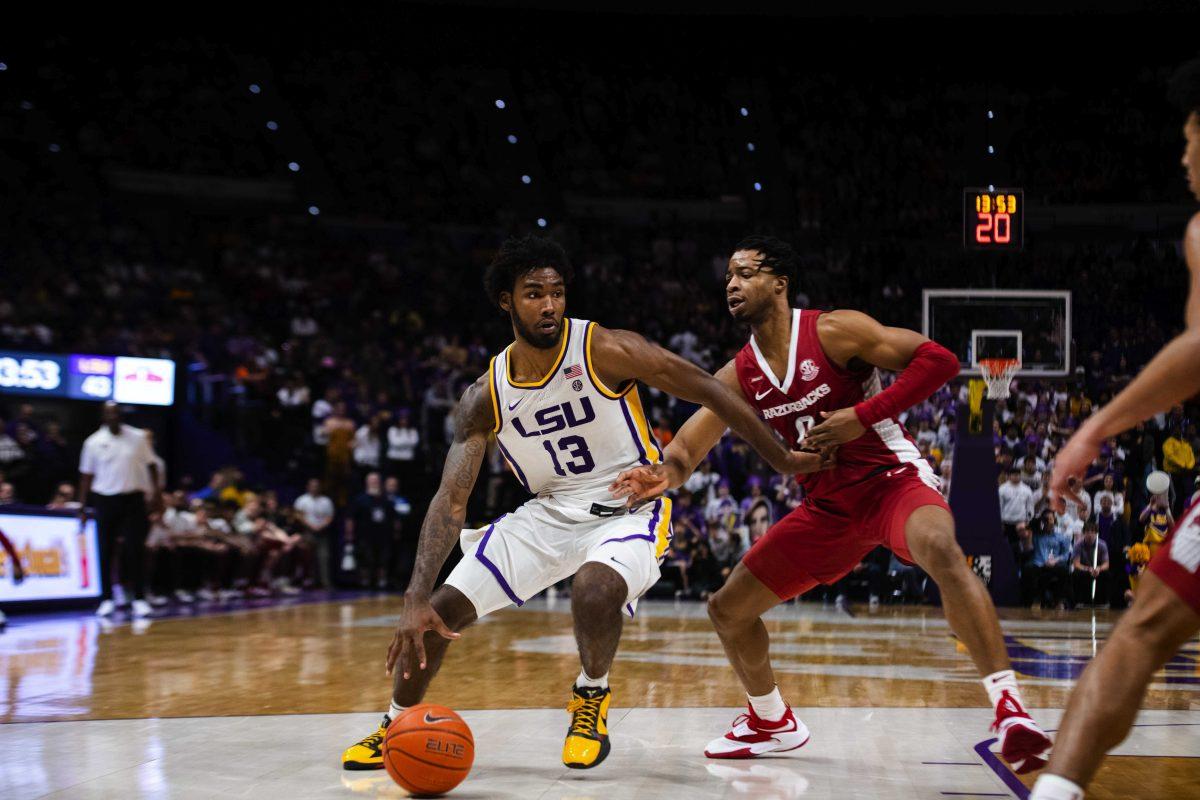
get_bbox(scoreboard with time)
[0,350,175,406]
[964,187,1023,251]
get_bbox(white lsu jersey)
[488,317,663,517]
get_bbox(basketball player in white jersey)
[342,235,830,771]
[1029,57,1200,800]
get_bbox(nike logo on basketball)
[755,389,772,400]
[507,399,522,411]
[423,712,455,724]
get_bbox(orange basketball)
[383,704,474,797]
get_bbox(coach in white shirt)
[998,467,1035,545]
[77,402,162,618]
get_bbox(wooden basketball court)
[1,595,1197,798]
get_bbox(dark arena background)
[2,2,1200,798]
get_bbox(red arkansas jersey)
[734,309,940,498]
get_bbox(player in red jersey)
[1028,59,1200,800]
[612,234,1050,769]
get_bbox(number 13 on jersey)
[543,435,595,476]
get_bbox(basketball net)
[979,358,1021,400]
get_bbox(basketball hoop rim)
[978,357,1022,373]
[978,358,1021,399]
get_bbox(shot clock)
[963,188,1023,251]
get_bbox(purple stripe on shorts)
[602,533,654,545]
[599,499,663,546]
[619,397,650,466]
[474,515,523,607]
[495,438,532,493]
[625,603,635,617]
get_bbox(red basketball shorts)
[743,462,950,600]
[1147,496,1200,614]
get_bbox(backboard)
[922,289,1071,377]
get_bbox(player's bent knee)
[431,585,478,632]
[707,589,748,629]
[1116,582,1199,661]
[909,528,965,577]
[572,562,628,614]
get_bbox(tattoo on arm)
[406,375,493,598]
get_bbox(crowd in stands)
[994,385,1197,611]
[2,30,1198,613]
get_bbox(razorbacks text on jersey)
[488,317,663,517]
[734,308,939,497]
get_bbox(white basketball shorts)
[445,496,673,618]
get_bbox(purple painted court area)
[976,722,1200,798]
[0,589,375,630]
[1004,635,1200,686]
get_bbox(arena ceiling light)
[266,121,278,131]
[288,162,300,172]
[495,99,506,109]
[507,134,518,144]
[308,206,320,216]
[249,83,261,94]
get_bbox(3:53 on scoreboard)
[963,188,1023,251]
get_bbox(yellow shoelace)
[568,695,603,736]
[360,729,385,750]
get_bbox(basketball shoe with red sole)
[704,705,811,759]
[992,690,1052,774]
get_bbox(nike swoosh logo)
[609,556,627,568]
[757,721,797,733]
[507,400,522,411]
[424,712,455,724]
[754,389,772,400]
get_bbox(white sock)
[748,685,788,722]
[1029,774,1084,800]
[576,669,609,690]
[387,700,406,722]
[983,669,1024,710]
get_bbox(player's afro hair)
[731,234,799,288]
[483,234,574,309]
[1168,56,1200,119]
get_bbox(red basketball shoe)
[704,705,811,759]
[992,690,1051,774]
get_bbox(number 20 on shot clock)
[963,187,1023,251]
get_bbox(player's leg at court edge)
[1029,571,1200,800]
[702,562,813,758]
[903,504,1052,773]
[562,561,629,769]
[341,585,478,770]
